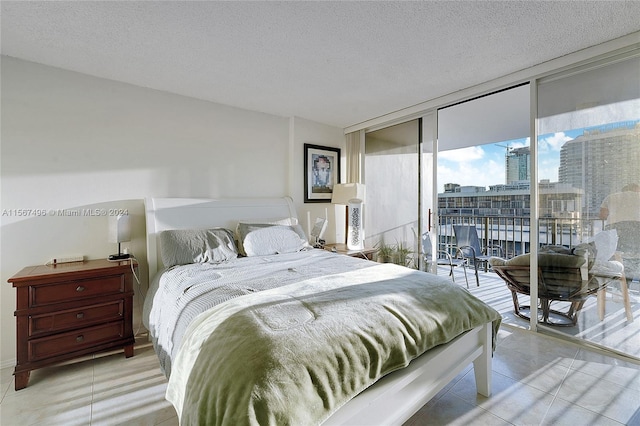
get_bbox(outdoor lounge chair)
[489,244,623,326]
[453,224,505,286]
[422,233,469,287]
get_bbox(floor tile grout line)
[0,375,11,405]
[537,348,579,425]
[539,347,630,426]
[552,394,629,426]
[491,325,583,426]
[566,349,639,425]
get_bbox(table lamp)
[108,214,131,261]
[331,183,366,250]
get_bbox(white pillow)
[237,223,310,256]
[587,229,619,263]
[235,218,298,255]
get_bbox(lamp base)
[108,253,131,262]
[347,199,364,250]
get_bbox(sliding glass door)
[420,114,437,273]
[359,47,639,361]
[536,54,640,359]
[436,85,531,291]
[364,120,420,267]
[363,115,441,276]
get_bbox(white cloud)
[537,153,561,182]
[508,137,530,149]
[438,158,503,192]
[438,146,485,162]
[539,132,571,152]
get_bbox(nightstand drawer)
[28,321,125,362]
[29,275,125,308]
[29,300,125,336]
[9,259,136,390]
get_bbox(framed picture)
[304,143,341,203]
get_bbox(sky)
[437,120,638,193]
[437,134,558,193]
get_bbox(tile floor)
[1,325,639,425]
[448,265,640,360]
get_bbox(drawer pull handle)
[76,335,84,343]
[76,312,84,319]
[76,286,85,292]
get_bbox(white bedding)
[143,249,375,376]
[162,253,501,424]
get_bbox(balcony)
[437,213,600,258]
[431,214,639,360]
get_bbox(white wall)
[289,117,346,244]
[0,57,344,368]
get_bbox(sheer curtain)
[345,130,364,183]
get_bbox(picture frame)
[304,143,341,203]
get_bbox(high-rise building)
[558,122,640,216]
[505,147,530,184]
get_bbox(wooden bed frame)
[145,197,493,425]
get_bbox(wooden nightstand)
[8,259,137,390]
[323,243,378,261]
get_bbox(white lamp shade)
[331,183,366,205]
[109,214,131,243]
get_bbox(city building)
[505,146,530,184]
[439,180,582,219]
[558,121,640,216]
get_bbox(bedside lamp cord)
[125,255,145,339]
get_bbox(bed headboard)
[145,197,297,281]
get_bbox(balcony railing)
[437,214,603,258]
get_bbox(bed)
[143,197,502,425]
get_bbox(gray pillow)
[159,228,238,267]
[539,245,572,255]
[571,241,597,270]
[489,252,586,269]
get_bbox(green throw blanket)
[166,263,501,425]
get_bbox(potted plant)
[375,242,396,263]
[395,241,414,268]
[378,244,395,263]
[375,240,416,267]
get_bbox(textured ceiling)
[2,1,639,129]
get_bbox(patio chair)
[453,224,505,286]
[606,221,639,322]
[489,244,623,326]
[422,233,469,287]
